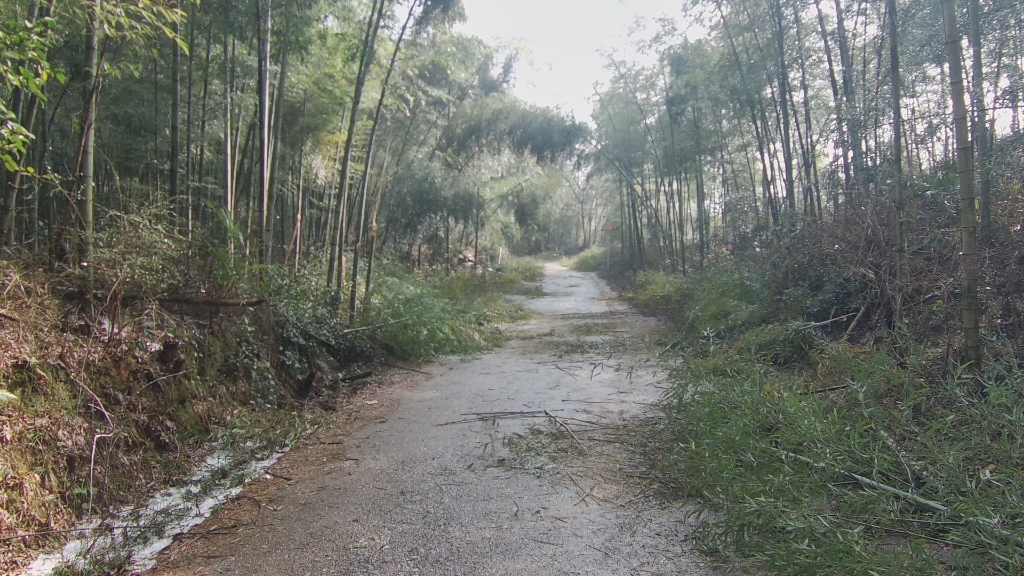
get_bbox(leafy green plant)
[567,245,632,277]
[0,15,61,170]
[631,260,773,348]
[266,256,535,363]
[653,337,1024,574]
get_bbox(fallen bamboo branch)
[775,447,1024,554]
[878,428,934,489]
[193,523,240,536]
[437,410,554,426]
[843,306,868,340]
[0,526,101,542]
[435,410,604,429]
[586,543,615,558]
[70,376,113,427]
[338,317,411,336]
[338,370,373,383]
[139,370,187,391]
[840,516,971,548]
[387,363,432,376]
[800,313,856,330]
[553,415,614,428]
[265,470,293,482]
[463,410,559,417]
[300,319,411,352]
[545,410,588,453]
[553,363,577,380]
[0,310,21,323]
[160,297,265,307]
[776,448,947,513]
[575,483,598,506]
[88,433,114,514]
[800,384,851,395]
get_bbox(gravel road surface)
[149,262,721,576]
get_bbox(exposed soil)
[146,263,722,575]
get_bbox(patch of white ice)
[24,448,285,575]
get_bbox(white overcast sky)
[456,0,687,120]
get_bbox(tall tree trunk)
[78,0,101,290]
[153,49,160,193]
[223,32,234,225]
[266,15,292,264]
[328,0,385,291]
[184,5,195,235]
[692,109,707,267]
[30,92,48,251]
[1,0,41,246]
[834,0,865,200]
[941,0,981,365]
[196,20,212,227]
[968,0,992,241]
[814,0,852,201]
[793,0,821,220]
[675,174,686,272]
[348,0,417,324]
[770,0,797,215]
[290,142,305,271]
[170,7,181,222]
[888,0,906,318]
[257,0,272,263]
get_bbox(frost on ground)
[25,447,286,575]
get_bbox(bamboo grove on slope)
[0,0,587,320]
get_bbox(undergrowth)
[660,342,1024,574]
[565,245,633,279]
[269,257,536,362]
[0,228,540,573]
[634,255,1024,574]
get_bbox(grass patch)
[564,246,634,282]
[566,246,611,272]
[644,260,1024,574]
[630,260,773,354]
[270,258,536,362]
[492,258,545,284]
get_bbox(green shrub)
[569,246,607,272]
[362,269,526,360]
[266,256,533,363]
[732,323,821,367]
[655,341,1024,574]
[633,260,772,345]
[493,259,544,283]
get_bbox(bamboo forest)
[3,0,1024,573]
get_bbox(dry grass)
[0,253,542,573]
[1,262,89,570]
[0,259,271,574]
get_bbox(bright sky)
[456,0,686,120]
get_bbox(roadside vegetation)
[0,243,539,573]
[553,0,1024,569]
[633,257,1024,574]
[0,0,576,570]
[569,182,1024,573]
[5,0,1024,571]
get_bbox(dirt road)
[151,263,720,575]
